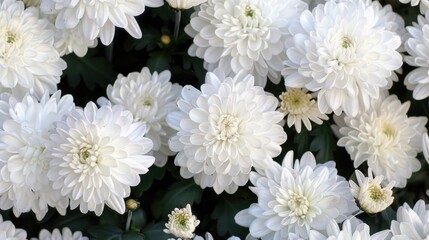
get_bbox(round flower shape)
[0,215,27,239]
[32,227,88,240]
[282,0,402,117]
[48,102,155,216]
[185,0,308,87]
[235,151,358,239]
[309,218,390,240]
[167,71,287,194]
[164,204,200,239]
[0,91,74,220]
[349,169,394,214]
[39,0,164,45]
[337,94,427,188]
[99,67,182,167]
[0,0,66,99]
[278,88,328,133]
[390,200,429,239]
[404,11,429,100]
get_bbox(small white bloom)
[185,0,307,87]
[166,0,207,9]
[0,215,27,239]
[349,169,394,214]
[47,102,155,216]
[0,0,66,99]
[40,0,164,45]
[164,204,200,239]
[337,94,427,188]
[278,88,329,133]
[31,227,88,240]
[390,200,429,239]
[99,67,182,167]
[404,11,429,100]
[167,71,287,194]
[283,0,402,117]
[235,150,358,239]
[0,91,74,220]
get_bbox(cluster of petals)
[39,0,163,45]
[390,200,429,239]
[282,0,402,117]
[31,227,88,240]
[0,215,27,239]
[185,0,308,87]
[47,102,155,216]
[167,71,286,194]
[235,150,358,239]
[337,94,427,188]
[99,67,182,167]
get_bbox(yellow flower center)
[77,143,99,167]
[279,88,313,115]
[215,114,240,142]
[287,192,310,219]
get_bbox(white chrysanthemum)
[0,0,66,99]
[39,0,163,45]
[403,11,429,100]
[349,169,394,214]
[282,0,402,117]
[278,88,329,133]
[309,218,390,240]
[337,94,427,188]
[98,67,182,167]
[167,71,287,194]
[235,151,358,239]
[185,0,308,87]
[390,200,429,239]
[164,204,200,239]
[47,102,155,216]
[31,227,88,240]
[0,215,27,239]
[0,91,74,220]
[166,0,206,9]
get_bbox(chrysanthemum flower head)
[167,71,287,194]
[31,227,88,240]
[278,88,328,133]
[98,67,182,167]
[390,200,429,239]
[337,94,427,188]
[0,0,66,99]
[0,215,27,239]
[185,0,308,87]
[0,91,74,220]
[164,204,200,239]
[166,0,207,9]
[47,102,155,216]
[282,0,402,117]
[235,150,358,239]
[349,169,394,214]
[39,0,163,45]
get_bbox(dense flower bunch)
[0,0,429,239]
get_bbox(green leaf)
[211,197,253,237]
[121,231,145,240]
[125,27,159,52]
[132,166,166,198]
[142,222,170,240]
[152,180,203,219]
[87,224,123,240]
[310,122,337,163]
[147,51,172,72]
[130,209,146,232]
[293,127,309,157]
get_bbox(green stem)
[105,40,114,63]
[174,10,182,42]
[125,210,132,231]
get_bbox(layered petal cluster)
[390,200,429,239]
[99,67,182,167]
[167,71,287,194]
[235,151,358,239]
[309,218,390,240]
[164,204,200,239]
[404,11,429,100]
[0,215,27,239]
[337,94,427,188]
[39,0,163,45]
[32,227,88,240]
[185,0,308,87]
[282,0,402,116]
[0,91,74,220]
[47,102,155,215]
[0,0,66,99]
